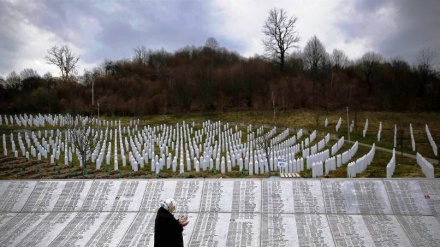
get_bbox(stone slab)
[0,181,37,212]
[0,179,439,246]
[385,180,440,216]
[322,180,392,214]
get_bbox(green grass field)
[1,110,439,179]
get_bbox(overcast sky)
[1,0,439,77]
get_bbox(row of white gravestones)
[270,128,290,146]
[122,120,292,173]
[335,117,342,131]
[394,124,397,148]
[377,122,383,142]
[341,141,359,165]
[346,161,356,178]
[302,146,310,158]
[3,113,59,127]
[6,124,93,166]
[3,118,317,176]
[2,134,6,154]
[312,161,324,178]
[309,137,346,176]
[319,133,331,152]
[12,130,66,164]
[306,149,330,169]
[150,121,300,174]
[331,136,345,156]
[278,157,304,173]
[416,152,434,179]
[302,132,329,159]
[1,113,142,130]
[325,155,343,175]
[4,119,300,174]
[309,130,317,143]
[425,124,438,156]
[386,149,396,178]
[363,119,369,137]
[303,137,311,149]
[355,143,375,174]
[347,143,375,178]
[410,124,416,152]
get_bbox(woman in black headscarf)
[154,198,189,247]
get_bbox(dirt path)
[346,140,439,165]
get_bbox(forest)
[1,7,439,115]
[1,40,439,116]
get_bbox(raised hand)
[178,215,189,227]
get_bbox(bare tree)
[5,71,21,91]
[330,49,349,95]
[45,45,80,81]
[358,51,383,95]
[303,36,328,72]
[66,115,95,170]
[331,49,349,70]
[133,45,150,65]
[205,37,219,50]
[43,72,53,80]
[262,8,300,72]
[416,47,436,96]
[256,133,273,173]
[19,68,39,80]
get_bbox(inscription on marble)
[397,215,440,247]
[0,181,36,212]
[140,181,164,212]
[0,213,45,246]
[85,212,136,246]
[261,181,294,246]
[0,213,16,227]
[231,180,260,213]
[295,214,334,247]
[22,181,63,212]
[226,213,260,246]
[418,180,440,216]
[322,180,391,214]
[139,180,202,213]
[189,212,219,246]
[81,181,145,212]
[118,212,155,247]
[173,181,202,214]
[0,179,439,246]
[261,214,296,246]
[385,180,430,215]
[292,180,324,213]
[200,181,223,212]
[110,181,144,211]
[82,182,114,211]
[48,212,104,246]
[322,180,348,214]
[53,181,91,211]
[327,215,375,247]
[262,181,294,213]
[17,212,76,246]
[362,215,412,246]
[352,180,391,214]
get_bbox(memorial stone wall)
[0,178,439,246]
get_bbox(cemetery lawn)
[1,110,439,179]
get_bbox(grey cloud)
[377,0,440,64]
[1,0,244,75]
[338,0,440,64]
[0,1,27,75]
